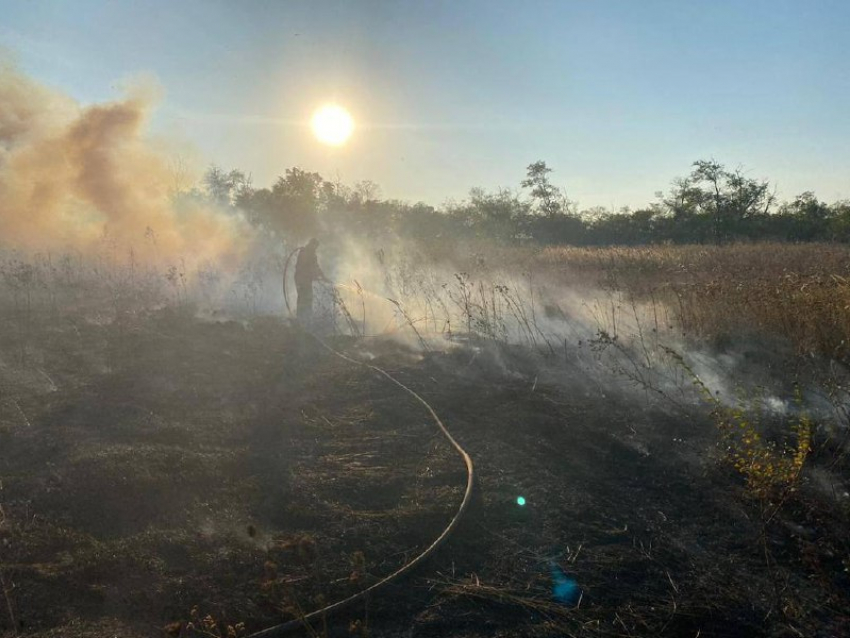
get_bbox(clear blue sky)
[2,0,848,208]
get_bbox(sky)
[2,0,849,209]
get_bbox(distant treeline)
[192,160,850,245]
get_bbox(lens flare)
[550,562,581,605]
[516,496,526,506]
[311,104,354,146]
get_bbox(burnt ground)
[0,308,848,637]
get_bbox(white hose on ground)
[246,329,475,637]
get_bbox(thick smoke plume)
[0,62,251,266]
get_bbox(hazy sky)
[2,0,848,208]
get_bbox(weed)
[661,346,813,500]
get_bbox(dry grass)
[537,242,850,360]
[1,241,849,636]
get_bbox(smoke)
[0,62,252,266]
[311,235,848,433]
[0,63,839,431]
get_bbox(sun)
[311,104,354,146]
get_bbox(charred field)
[1,244,850,638]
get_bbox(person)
[294,238,328,324]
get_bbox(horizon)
[2,0,849,209]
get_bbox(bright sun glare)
[311,104,354,146]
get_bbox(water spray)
[282,248,408,339]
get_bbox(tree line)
[192,160,850,246]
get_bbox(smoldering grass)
[386,298,428,351]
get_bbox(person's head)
[307,238,319,250]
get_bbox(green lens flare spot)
[516,496,526,506]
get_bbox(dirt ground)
[1,308,848,637]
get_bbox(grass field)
[0,242,849,637]
[537,242,850,359]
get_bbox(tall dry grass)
[537,243,850,361]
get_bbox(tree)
[521,161,565,217]
[828,201,850,242]
[203,166,251,210]
[447,187,528,242]
[588,207,658,245]
[777,192,832,241]
[353,180,382,204]
[520,161,585,244]
[238,168,323,239]
[690,160,774,242]
[661,160,774,243]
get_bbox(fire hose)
[248,256,475,637]
[281,247,300,317]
